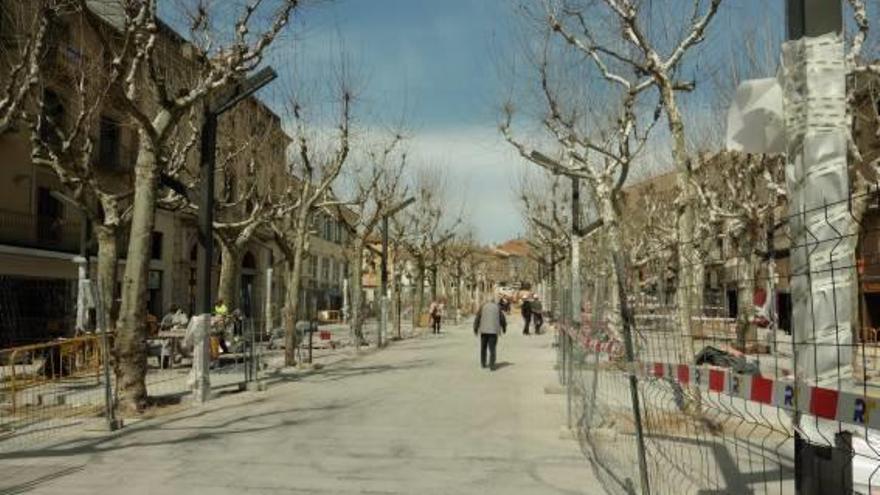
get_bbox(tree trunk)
[349,238,365,346]
[115,137,161,414]
[414,261,426,327]
[735,247,757,351]
[283,229,307,366]
[455,264,462,313]
[94,225,118,330]
[660,80,698,363]
[599,194,624,340]
[217,241,241,311]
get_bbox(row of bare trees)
[0,0,389,413]
[509,0,880,357]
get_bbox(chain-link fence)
[0,314,274,452]
[553,191,880,494]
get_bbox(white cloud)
[407,125,530,244]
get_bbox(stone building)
[0,2,351,345]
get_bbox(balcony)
[0,208,82,254]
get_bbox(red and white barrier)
[557,324,880,431]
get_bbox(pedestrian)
[212,299,230,354]
[531,294,544,334]
[213,299,229,317]
[473,296,507,370]
[499,296,510,314]
[521,296,532,335]
[429,299,444,334]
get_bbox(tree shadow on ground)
[0,396,355,464]
[576,426,795,495]
[0,464,84,494]
[265,358,432,385]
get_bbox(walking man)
[531,294,544,334]
[521,296,532,335]
[429,299,444,334]
[474,297,506,370]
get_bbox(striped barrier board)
[557,324,880,431]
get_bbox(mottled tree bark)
[94,225,119,330]
[217,241,242,311]
[282,226,307,366]
[115,134,162,414]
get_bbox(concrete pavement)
[0,318,603,494]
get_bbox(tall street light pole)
[379,197,415,347]
[193,66,277,403]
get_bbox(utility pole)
[193,67,277,403]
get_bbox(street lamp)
[378,197,415,347]
[193,66,277,403]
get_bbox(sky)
[266,0,792,245]
[160,0,801,245]
[272,0,532,244]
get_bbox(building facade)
[0,2,352,345]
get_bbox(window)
[321,257,330,281]
[310,255,318,279]
[150,232,163,260]
[147,270,163,317]
[335,222,342,243]
[98,117,122,169]
[36,187,63,244]
[323,217,332,240]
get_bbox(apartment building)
[0,2,354,345]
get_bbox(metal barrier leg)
[613,252,650,495]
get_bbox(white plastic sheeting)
[726,77,786,154]
[781,32,852,388]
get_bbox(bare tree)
[691,152,785,350]
[517,170,572,314]
[501,36,657,340]
[344,134,408,346]
[76,0,304,413]
[398,166,460,327]
[0,1,56,136]
[28,7,132,331]
[443,231,478,316]
[212,107,285,309]
[270,74,352,366]
[545,0,724,349]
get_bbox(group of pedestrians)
[425,293,546,371]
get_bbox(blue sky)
[163,0,805,244]
[268,0,792,244]
[272,0,530,244]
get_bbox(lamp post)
[378,197,415,347]
[193,66,277,403]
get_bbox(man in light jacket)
[473,298,507,370]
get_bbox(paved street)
[0,318,602,494]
